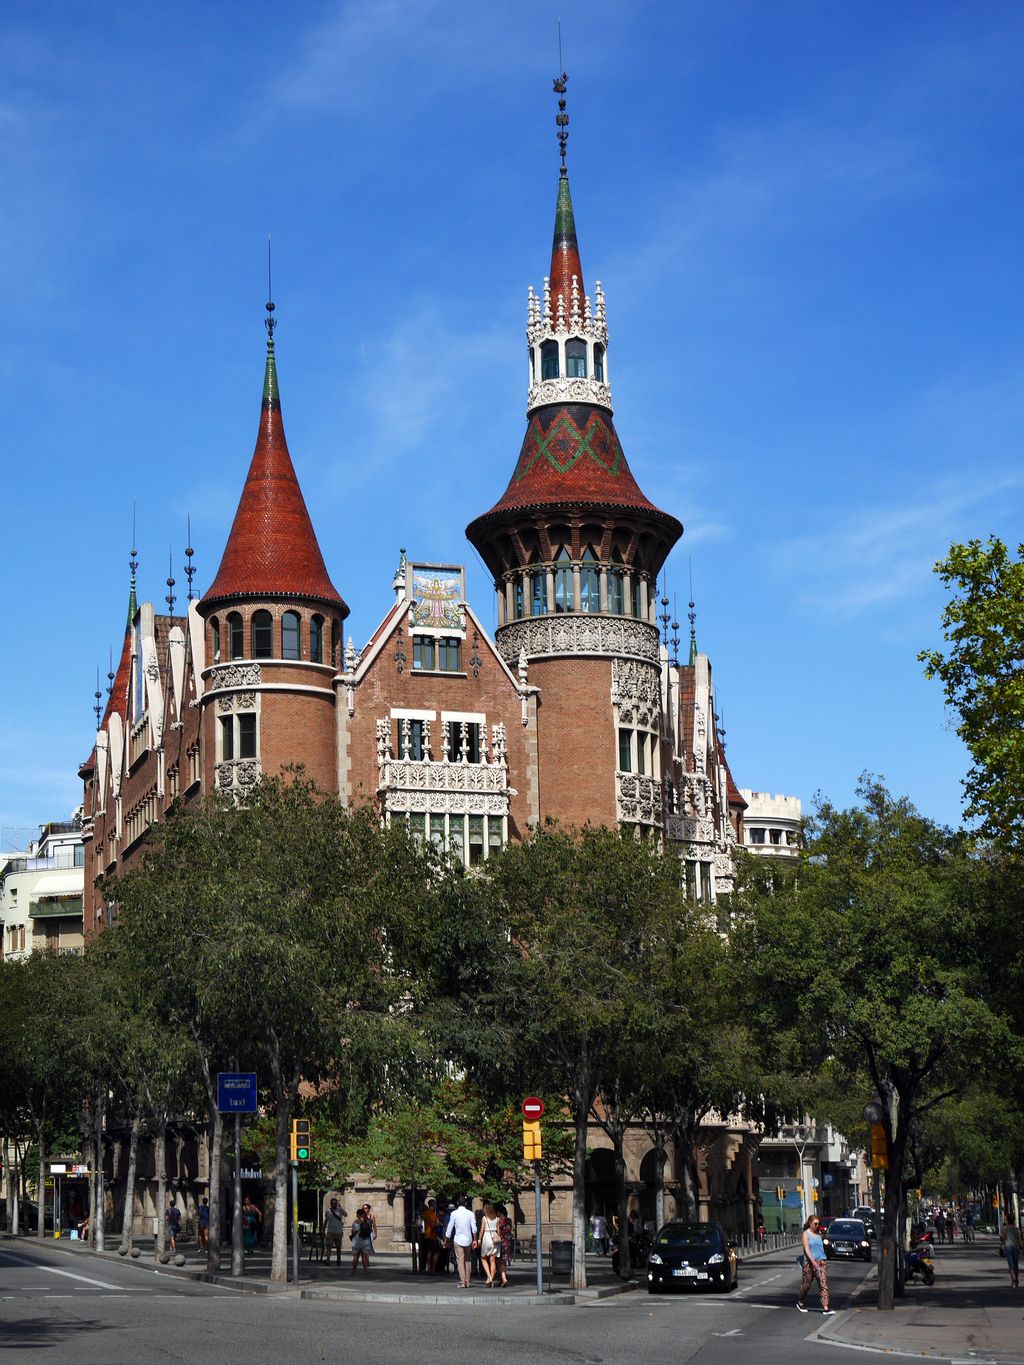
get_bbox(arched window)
[554,547,573,613]
[310,615,324,664]
[252,610,274,659]
[594,343,605,383]
[331,619,340,668]
[282,610,301,660]
[541,340,559,380]
[580,547,600,613]
[530,569,547,616]
[210,617,221,664]
[227,612,244,660]
[565,338,587,378]
[608,558,625,614]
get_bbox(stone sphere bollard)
[173,1254,186,1267]
[158,1252,171,1265]
[117,1246,129,1256]
[130,1246,142,1259]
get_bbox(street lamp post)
[791,1124,811,1227]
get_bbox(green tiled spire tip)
[263,340,279,407]
[554,172,577,242]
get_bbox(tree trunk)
[207,1107,223,1273]
[154,1122,168,1261]
[94,1085,105,1252]
[654,1138,667,1231]
[119,1112,141,1252]
[877,1120,908,1310]
[570,1070,591,1290]
[410,1175,418,1274]
[36,1120,46,1240]
[271,1102,291,1282]
[614,1135,631,1279]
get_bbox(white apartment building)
[0,815,85,959]
[739,790,802,859]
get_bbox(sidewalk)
[820,1236,1024,1363]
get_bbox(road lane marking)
[0,1250,126,1290]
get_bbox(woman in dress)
[242,1196,262,1252]
[350,1207,374,1275]
[495,1202,513,1288]
[479,1202,500,1287]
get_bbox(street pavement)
[2,1233,1020,1364]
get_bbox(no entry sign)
[522,1096,545,1120]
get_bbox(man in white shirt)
[445,1196,477,1288]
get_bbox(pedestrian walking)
[350,1207,374,1275]
[421,1199,441,1273]
[1000,1212,1021,1288]
[323,1197,346,1267]
[242,1195,262,1251]
[479,1202,500,1287]
[590,1211,609,1255]
[496,1203,513,1287]
[964,1211,975,1243]
[197,1198,210,1252]
[166,1202,182,1253]
[445,1196,478,1289]
[796,1214,834,1315]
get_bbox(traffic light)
[870,1123,888,1170]
[523,1119,543,1162]
[290,1118,311,1162]
[775,1186,784,1202]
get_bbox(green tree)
[730,779,1017,1310]
[921,537,1024,846]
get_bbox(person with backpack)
[166,1201,182,1253]
[350,1207,374,1276]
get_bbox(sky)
[2,0,1023,843]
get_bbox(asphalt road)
[0,1240,875,1364]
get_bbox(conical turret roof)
[549,169,584,321]
[203,325,346,613]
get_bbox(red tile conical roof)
[203,330,346,612]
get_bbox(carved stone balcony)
[497,614,660,666]
[616,771,663,828]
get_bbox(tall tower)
[467,75,682,831]
[198,302,348,796]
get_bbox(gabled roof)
[202,334,347,613]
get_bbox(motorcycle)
[905,1242,935,1286]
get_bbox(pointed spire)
[101,567,138,729]
[127,515,138,628]
[202,298,347,613]
[688,560,698,665]
[549,68,584,321]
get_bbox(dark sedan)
[822,1218,872,1261]
[646,1220,738,1293]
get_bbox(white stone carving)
[526,377,612,412]
[216,758,262,796]
[664,814,716,845]
[611,657,661,731]
[616,772,663,828]
[377,719,513,818]
[693,702,707,775]
[210,662,262,689]
[497,615,659,665]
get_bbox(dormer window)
[252,610,273,659]
[594,343,605,383]
[566,338,587,378]
[541,340,560,380]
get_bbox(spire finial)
[184,515,196,601]
[265,235,276,345]
[553,26,569,173]
[128,503,139,627]
[107,645,114,695]
[165,546,176,615]
[94,666,103,727]
[688,557,697,665]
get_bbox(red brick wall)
[529,656,618,829]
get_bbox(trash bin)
[550,1240,573,1275]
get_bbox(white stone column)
[599,567,609,612]
[572,565,582,612]
[546,568,555,613]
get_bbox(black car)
[822,1218,872,1261]
[646,1220,738,1293]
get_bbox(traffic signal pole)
[290,1161,299,1286]
[534,1159,543,1296]
[231,1113,243,1277]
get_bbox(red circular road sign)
[522,1097,545,1119]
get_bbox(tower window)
[631,576,643,619]
[310,615,324,664]
[211,617,221,664]
[566,338,587,378]
[221,715,234,761]
[228,612,244,660]
[608,566,625,615]
[238,712,257,759]
[331,620,340,668]
[531,570,547,616]
[282,611,301,661]
[554,548,573,613]
[580,547,600,613]
[594,343,605,383]
[618,728,632,773]
[541,340,559,380]
[252,610,274,658]
[513,578,524,620]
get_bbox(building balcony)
[616,771,663,827]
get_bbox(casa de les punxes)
[77,82,842,1248]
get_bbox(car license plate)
[673,1268,698,1277]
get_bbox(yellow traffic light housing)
[870,1123,888,1170]
[290,1118,311,1162]
[523,1119,542,1162]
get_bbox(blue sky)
[2,0,1023,841]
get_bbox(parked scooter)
[905,1241,935,1286]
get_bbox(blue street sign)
[217,1072,258,1113]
